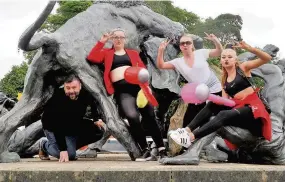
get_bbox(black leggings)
[113,80,164,150]
[187,101,263,139]
[183,91,222,127]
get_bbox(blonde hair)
[180,33,195,51]
[111,28,126,36]
[221,48,241,85]
[110,28,127,48]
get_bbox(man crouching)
[39,74,105,162]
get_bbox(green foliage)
[253,77,265,88]
[208,57,221,68]
[0,62,29,98]
[214,14,242,43]
[145,1,201,31]
[146,2,243,49]
[193,13,243,47]
[40,1,93,32]
[23,50,37,64]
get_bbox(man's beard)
[67,92,79,100]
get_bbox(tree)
[145,1,201,32]
[146,2,243,49]
[0,62,29,98]
[40,1,93,32]
[193,13,243,48]
[215,14,242,44]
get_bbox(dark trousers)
[182,91,222,127]
[42,119,104,160]
[186,101,263,139]
[114,80,164,150]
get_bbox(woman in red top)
[87,28,166,161]
[168,41,272,150]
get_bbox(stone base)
[0,151,20,163]
[1,154,285,182]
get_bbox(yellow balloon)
[136,89,148,108]
[17,93,22,101]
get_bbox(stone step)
[1,154,285,182]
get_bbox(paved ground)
[0,154,285,182]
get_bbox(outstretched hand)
[94,119,105,130]
[158,39,171,51]
[100,32,114,43]
[204,32,219,42]
[232,41,253,51]
[59,151,69,163]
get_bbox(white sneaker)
[168,128,192,148]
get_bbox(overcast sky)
[0,0,283,79]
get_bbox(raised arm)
[157,40,175,69]
[204,32,223,58]
[234,41,272,71]
[87,32,113,63]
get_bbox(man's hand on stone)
[94,119,105,130]
[59,151,69,162]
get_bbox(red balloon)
[124,66,158,107]
[140,84,158,107]
[124,67,142,84]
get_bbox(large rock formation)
[2,1,284,165]
[0,1,187,162]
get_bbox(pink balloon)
[195,83,210,102]
[181,83,204,104]
[208,94,236,107]
[181,83,236,107]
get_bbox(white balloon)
[138,68,149,83]
[195,83,210,102]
